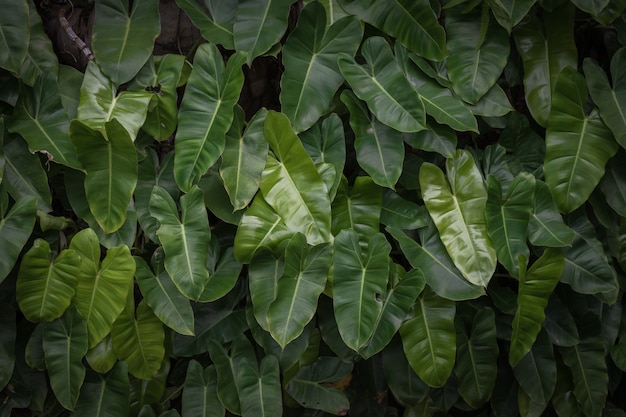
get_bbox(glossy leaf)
[43,308,88,411]
[512,331,556,405]
[16,240,80,322]
[85,334,117,374]
[527,180,575,247]
[400,288,456,388]
[510,249,564,366]
[174,44,246,191]
[249,249,283,331]
[92,0,160,85]
[197,246,243,303]
[73,362,130,417]
[404,121,457,159]
[333,230,390,351]
[488,0,537,32]
[175,0,236,49]
[150,185,211,300]
[237,355,282,417]
[380,189,427,230]
[466,83,514,117]
[331,176,382,240]
[599,151,626,216]
[338,37,426,133]
[0,303,15,391]
[570,0,610,15]
[281,2,362,133]
[420,150,496,287]
[0,0,28,76]
[182,361,223,417]
[544,67,618,213]
[0,197,36,283]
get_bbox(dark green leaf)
[182,361,223,417]
[0,303,15,391]
[73,362,130,417]
[0,0,28,76]
[527,180,575,247]
[175,0,236,49]
[487,0,537,32]
[237,355,282,417]
[331,176,381,240]
[512,331,556,405]
[542,295,579,347]
[380,189,427,230]
[383,337,429,407]
[0,196,36,283]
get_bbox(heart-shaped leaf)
[331,176,381,241]
[527,180,575,247]
[512,331,556,406]
[182,361,223,417]
[73,362,130,417]
[236,355,282,417]
[487,0,537,33]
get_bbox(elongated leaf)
[92,0,160,85]
[0,197,36,283]
[73,362,130,417]
[488,0,537,32]
[70,119,138,233]
[510,249,564,366]
[112,300,165,380]
[43,308,88,411]
[338,37,425,133]
[331,176,382,240]
[382,338,429,407]
[584,48,626,149]
[341,91,405,189]
[380,189,427,230]
[234,0,292,65]
[249,249,283,331]
[197,246,242,302]
[486,173,535,277]
[261,111,331,245]
[512,331,556,406]
[513,3,577,126]
[70,228,135,348]
[400,288,456,388]
[220,107,268,210]
[446,5,510,104]
[542,295,579,347]
[333,230,390,351]
[455,308,498,408]
[0,304,15,391]
[404,120,457,159]
[237,355,282,417]
[420,150,496,287]
[281,2,362,132]
[0,0,28,76]
[174,44,246,191]
[544,67,618,213]
[285,356,352,415]
[85,334,117,374]
[175,0,236,49]
[182,361,223,417]
[135,256,194,336]
[338,0,446,60]
[467,83,514,117]
[599,151,626,216]
[527,180,575,247]
[16,240,80,322]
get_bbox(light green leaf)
[420,150,497,287]
[16,240,80,322]
[331,176,382,241]
[237,355,282,417]
[85,334,117,374]
[544,66,618,213]
[512,331,556,406]
[527,180,575,247]
[0,0,28,76]
[0,197,36,283]
[70,119,138,233]
[175,0,236,49]
[510,249,564,366]
[338,37,426,133]
[43,308,88,411]
[92,0,160,85]
[182,361,223,417]
[150,185,211,300]
[281,2,362,133]
[400,288,456,388]
[487,0,537,32]
[73,362,130,417]
[174,44,246,191]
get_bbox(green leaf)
[220,107,268,211]
[249,249,283,331]
[43,308,88,411]
[455,307,498,408]
[92,0,160,85]
[111,300,165,380]
[85,334,117,374]
[199,168,245,225]
[584,48,626,149]
[338,37,426,133]
[570,0,610,15]
[512,331,556,406]
[527,180,575,247]
[285,356,352,415]
[333,230,390,351]
[150,185,211,300]
[446,5,510,104]
[513,3,577,126]
[331,176,382,241]
[599,150,626,216]
[380,189,427,230]
[234,0,292,65]
[486,173,535,277]
[174,44,246,191]
[70,119,138,233]
[509,249,564,366]
[542,295,579,347]
[466,83,514,117]
[420,150,496,287]
[544,67,618,213]
[280,2,362,133]
[182,361,223,417]
[404,120,457,159]
[261,111,332,245]
[400,288,456,388]
[175,0,236,49]
[73,362,130,417]
[0,0,28,76]
[382,337,429,407]
[338,0,446,61]
[58,65,82,119]
[197,246,242,302]
[341,91,405,189]
[237,355,282,417]
[70,228,135,348]
[0,197,36,283]
[16,240,80,322]
[487,0,537,32]
[0,303,15,391]
[499,113,545,176]
[134,256,194,336]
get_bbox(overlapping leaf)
[0,0,28,76]
[182,361,223,417]
[487,0,537,32]
[73,363,130,417]
[512,331,556,406]
[331,176,381,241]
[236,355,282,417]
[175,0,236,49]
[528,181,574,247]
[0,196,36,283]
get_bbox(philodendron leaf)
[420,149,497,287]
[16,239,80,323]
[331,176,382,242]
[380,189,427,230]
[544,67,618,213]
[487,0,537,33]
[70,228,135,348]
[237,355,282,417]
[70,119,138,233]
[175,0,236,49]
[382,338,430,407]
[174,44,246,191]
[92,0,160,85]
[400,288,456,388]
[584,48,626,149]
[333,230,390,352]
[261,111,332,245]
[85,334,117,374]
[0,0,28,76]
[150,185,211,300]
[338,0,446,61]
[509,249,565,366]
[338,37,426,133]
[73,362,130,417]
[182,361,223,417]
[249,249,283,331]
[527,180,575,247]
[280,1,362,133]
[0,197,37,284]
[43,308,88,411]
[512,331,556,406]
